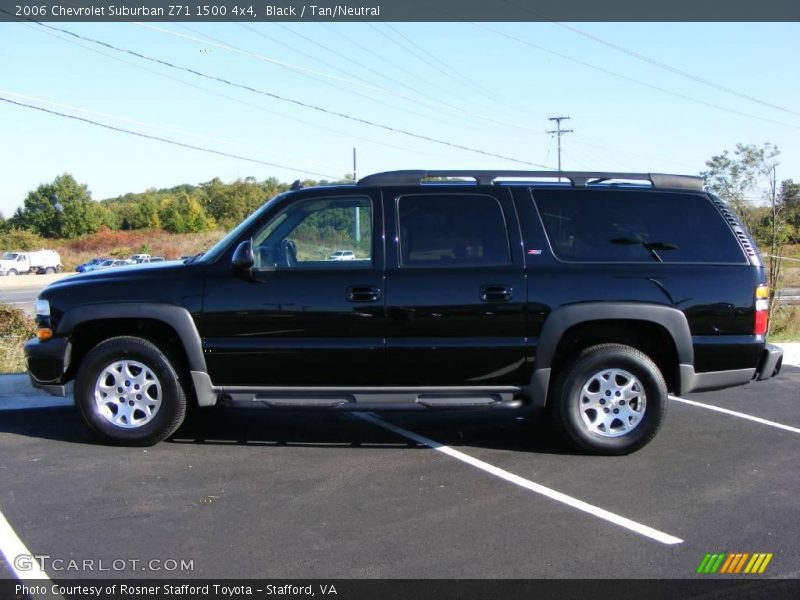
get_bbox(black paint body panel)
[26,182,773,395]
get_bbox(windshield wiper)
[610,237,678,263]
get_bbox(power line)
[569,136,700,170]
[321,23,459,102]
[186,23,497,136]
[561,148,593,171]
[472,22,800,131]
[379,23,529,115]
[14,17,549,167]
[492,0,800,118]
[267,23,512,129]
[135,22,546,135]
[0,96,338,179]
[20,21,464,165]
[0,89,348,172]
[553,22,800,117]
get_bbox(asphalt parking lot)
[1,365,799,581]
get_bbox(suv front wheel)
[75,336,188,446]
[551,344,667,455]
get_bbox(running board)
[216,388,524,411]
[189,373,527,410]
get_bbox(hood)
[45,260,187,290]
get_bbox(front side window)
[252,196,372,269]
[533,189,746,263]
[397,194,510,267]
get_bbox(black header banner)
[1,0,799,22]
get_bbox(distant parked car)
[91,259,130,271]
[127,254,166,264]
[76,258,108,273]
[328,250,356,260]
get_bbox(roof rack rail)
[356,170,704,191]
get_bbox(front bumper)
[24,336,70,396]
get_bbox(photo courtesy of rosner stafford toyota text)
[0,0,799,598]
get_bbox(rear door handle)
[347,285,382,303]
[480,285,513,302]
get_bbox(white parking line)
[355,412,684,546]
[669,395,800,434]
[0,508,51,580]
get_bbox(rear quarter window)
[531,189,746,264]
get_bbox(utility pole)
[547,116,573,172]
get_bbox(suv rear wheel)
[75,336,187,446]
[551,344,667,455]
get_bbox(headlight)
[34,299,53,341]
[35,299,50,317]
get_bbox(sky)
[0,19,798,218]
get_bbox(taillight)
[754,285,769,336]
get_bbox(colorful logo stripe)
[697,553,773,574]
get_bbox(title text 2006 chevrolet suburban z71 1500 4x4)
[25,171,784,454]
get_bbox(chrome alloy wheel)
[578,368,647,437]
[93,360,162,428]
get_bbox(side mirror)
[231,240,255,279]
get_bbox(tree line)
[0,174,351,239]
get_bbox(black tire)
[550,344,667,455]
[75,336,187,446]
[45,267,56,274]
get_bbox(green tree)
[159,196,184,233]
[780,179,800,243]
[0,228,46,251]
[200,177,266,226]
[702,143,779,223]
[10,173,103,238]
[160,192,213,233]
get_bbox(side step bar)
[216,389,524,411]
[189,373,527,410]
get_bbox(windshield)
[2,252,19,260]
[198,192,289,264]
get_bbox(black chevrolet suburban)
[25,170,784,454]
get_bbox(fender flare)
[58,303,207,374]
[528,302,693,406]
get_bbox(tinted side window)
[532,189,746,263]
[398,194,510,267]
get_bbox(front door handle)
[347,285,382,303]
[480,285,513,302]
